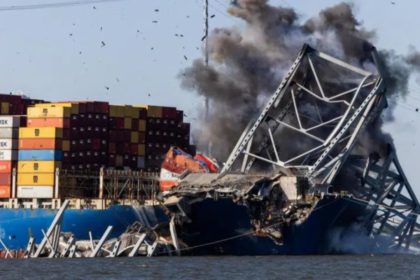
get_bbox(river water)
[0,255,419,280]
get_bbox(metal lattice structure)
[220,44,385,185]
[219,44,420,250]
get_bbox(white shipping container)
[0,139,18,150]
[0,116,22,128]
[0,128,19,139]
[17,186,53,199]
[0,150,18,160]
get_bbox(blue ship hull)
[0,196,368,254]
[0,205,168,250]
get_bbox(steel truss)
[219,44,420,250]
[359,146,420,250]
[220,44,385,185]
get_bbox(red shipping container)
[130,144,138,155]
[162,107,177,119]
[0,185,10,198]
[0,173,11,185]
[93,102,109,113]
[109,118,124,129]
[0,161,13,173]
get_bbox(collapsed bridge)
[162,44,420,254]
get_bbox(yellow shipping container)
[131,131,139,143]
[1,102,9,114]
[62,140,70,151]
[147,105,163,118]
[130,107,140,118]
[35,103,79,114]
[19,127,63,139]
[18,161,61,173]
[138,144,145,156]
[18,172,55,186]
[27,106,71,118]
[124,117,132,129]
[138,120,146,132]
[109,105,125,118]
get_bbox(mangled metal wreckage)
[155,44,420,255]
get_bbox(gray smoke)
[180,1,420,160]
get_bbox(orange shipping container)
[0,185,10,198]
[19,139,62,150]
[0,161,12,173]
[27,118,70,128]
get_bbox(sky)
[0,0,420,194]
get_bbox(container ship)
[1,44,420,255]
[0,96,193,249]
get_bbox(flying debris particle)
[391,1,395,4]
[183,113,187,117]
[100,26,103,31]
[416,108,419,112]
[79,51,82,55]
[180,34,184,37]
[137,29,140,33]
[151,47,154,50]
[105,86,110,90]
[175,34,179,37]
[210,14,215,18]
[148,93,151,97]
[69,33,73,37]
[101,41,106,47]
[116,78,120,82]
[184,55,188,61]
[154,9,159,12]
[152,20,158,23]
[186,15,190,18]
[93,6,96,9]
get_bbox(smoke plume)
[180,1,420,160]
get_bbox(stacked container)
[17,106,66,199]
[0,116,23,198]
[108,105,146,170]
[144,105,195,172]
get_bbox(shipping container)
[124,117,132,129]
[0,116,25,128]
[62,140,70,151]
[18,150,62,161]
[0,150,18,161]
[17,172,55,186]
[109,105,125,118]
[18,161,61,173]
[1,102,9,114]
[17,186,53,198]
[139,120,146,131]
[18,138,62,150]
[147,105,163,118]
[19,127,63,139]
[0,173,11,185]
[0,161,14,173]
[138,144,145,156]
[130,131,139,143]
[0,185,10,198]
[27,118,70,128]
[28,106,71,118]
[0,139,18,150]
[35,102,79,114]
[0,128,19,139]
[137,156,145,168]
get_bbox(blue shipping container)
[18,150,62,161]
